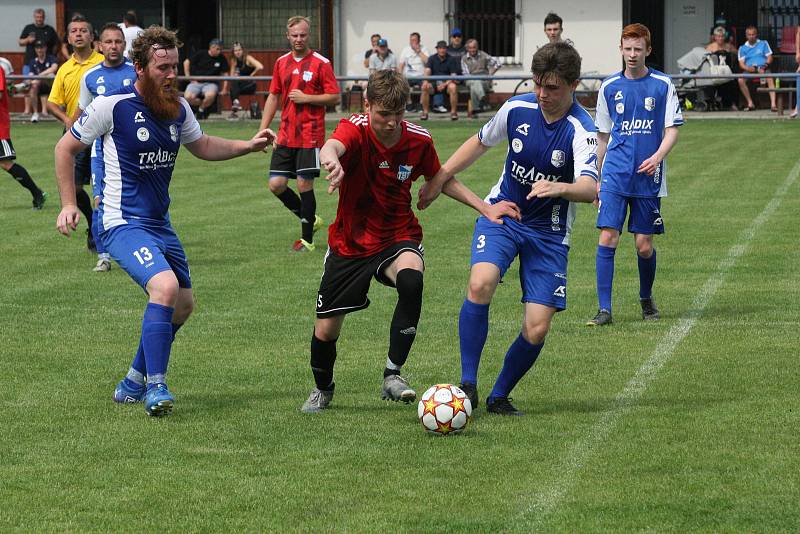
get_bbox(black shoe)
[586,309,612,326]
[640,297,660,320]
[86,228,97,252]
[458,382,479,409]
[486,396,524,416]
[32,191,47,210]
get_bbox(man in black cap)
[421,40,462,120]
[183,38,229,119]
[447,28,466,59]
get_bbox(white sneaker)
[93,258,111,272]
[232,98,241,112]
[433,105,448,113]
[31,112,39,123]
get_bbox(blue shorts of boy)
[470,216,569,310]
[597,190,665,235]
[103,223,192,290]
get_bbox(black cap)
[34,40,46,47]
[436,40,447,48]
[209,38,223,47]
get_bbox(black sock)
[386,269,424,374]
[276,189,302,218]
[76,188,93,227]
[311,335,337,391]
[300,190,317,243]
[7,164,42,198]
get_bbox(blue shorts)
[102,224,192,290]
[597,190,664,235]
[470,216,569,310]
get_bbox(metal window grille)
[221,0,319,50]
[448,0,521,64]
[757,0,800,50]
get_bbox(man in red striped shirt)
[260,15,340,252]
[300,70,519,413]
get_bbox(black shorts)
[0,139,16,161]
[316,241,425,318]
[74,144,92,185]
[269,145,320,178]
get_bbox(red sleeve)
[331,117,362,164]
[320,60,340,95]
[420,138,442,179]
[268,59,282,94]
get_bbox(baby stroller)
[676,46,732,111]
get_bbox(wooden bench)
[756,86,796,115]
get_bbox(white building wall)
[0,2,58,54]
[339,0,624,93]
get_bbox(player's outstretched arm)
[637,126,679,176]
[54,134,88,236]
[185,129,275,161]
[417,134,489,210]
[527,175,597,203]
[320,138,346,194]
[441,177,521,224]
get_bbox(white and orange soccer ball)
[418,384,472,435]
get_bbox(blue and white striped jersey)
[70,85,203,231]
[595,68,683,198]
[478,92,598,245]
[78,61,136,162]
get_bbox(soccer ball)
[418,384,472,435]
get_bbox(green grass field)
[1,118,798,532]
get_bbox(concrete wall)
[0,2,58,53]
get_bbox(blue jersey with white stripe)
[478,93,598,245]
[70,85,203,231]
[595,68,683,198]
[78,61,136,162]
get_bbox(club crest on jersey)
[644,97,655,111]
[169,124,178,143]
[614,90,623,101]
[397,165,413,182]
[615,103,624,114]
[511,138,524,153]
[550,149,565,168]
[123,79,132,86]
[137,127,150,142]
[134,111,146,123]
[515,123,530,136]
[303,70,314,82]
[97,85,106,95]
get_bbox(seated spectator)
[225,41,263,118]
[705,26,738,110]
[461,38,500,118]
[446,28,466,59]
[18,8,60,114]
[369,38,397,73]
[363,34,382,68]
[25,40,58,122]
[737,25,776,111]
[397,32,429,82]
[183,38,229,119]
[421,40,462,120]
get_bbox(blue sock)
[638,248,657,299]
[459,299,490,385]
[140,303,175,389]
[488,334,543,401]
[124,318,182,389]
[596,244,616,312]
[92,210,107,254]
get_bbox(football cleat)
[313,214,324,233]
[113,379,145,404]
[458,382,479,409]
[640,297,660,320]
[301,386,334,413]
[586,309,613,326]
[32,191,47,210]
[93,258,112,272]
[381,374,416,403]
[291,238,315,252]
[144,384,174,416]
[486,396,524,416]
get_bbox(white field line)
[519,157,800,528]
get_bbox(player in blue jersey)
[54,26,275,417]
[586,23,682,327]
[78,23,136,273]
[419,42,598,415]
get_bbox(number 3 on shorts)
[132,247,153,265]
[476,234,486,250]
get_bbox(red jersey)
[269,50,339,148]
[328,115,442,257]
[0,69,10,139]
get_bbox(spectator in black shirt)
[25,41,58,122]
[421,40,462,120]
[183,38,229,119]
[19,8,60,64]
[446,28,466,59]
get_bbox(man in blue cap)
[447,28,466,59]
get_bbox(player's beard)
[140,71,182,121]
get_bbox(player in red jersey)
[259,15,340,253]
[300,70,520,413]
[0,65,47,209]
